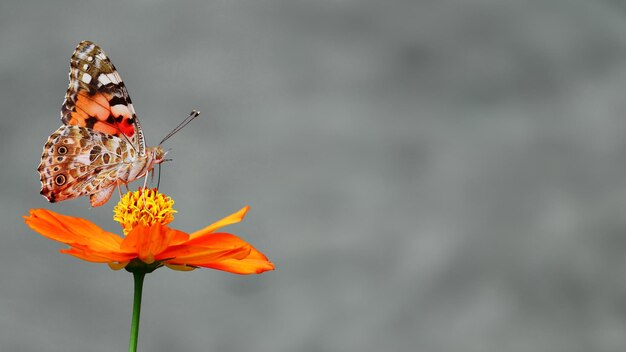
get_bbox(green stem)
[129,271,145,352]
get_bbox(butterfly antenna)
[159,110,200,146]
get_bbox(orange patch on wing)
[68,113,87,127]
[67,92,136,138]
[76,92,111,121]
[93,121,118,135]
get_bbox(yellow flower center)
[113,188,176,235]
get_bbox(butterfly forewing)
[61,40,145,155]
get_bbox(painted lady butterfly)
[38,41,172,207]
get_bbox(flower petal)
[121,224,189,263]
[159,235,252,265]
[164,263,196,271]
[60,247,134,263]
[108,261,130,270]
[198,246,275,274]
[163,233,274,274]
[189,206,249,239]
[24,209,123,253]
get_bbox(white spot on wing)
[111,104,131,116]
[98,74,112,85]
[108,73,120,83]
[87,56,93,62]
[82,64,89,70]
[82,73,92,84]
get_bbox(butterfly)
[38,41,197,207]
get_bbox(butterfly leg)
[142,172,149,191]
[141,172,150,204]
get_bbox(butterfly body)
[38,41,164,207]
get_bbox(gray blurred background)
[3,0,626,351]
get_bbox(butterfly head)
[150,146,167,164]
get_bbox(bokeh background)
[3,0,626,351]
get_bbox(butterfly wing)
[38,125,134,207]
[61,41,145,155]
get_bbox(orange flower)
[24,189,274,274]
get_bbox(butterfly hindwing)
[38,125,133,206]
[61,41,145,155]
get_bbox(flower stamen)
[113,188,176,235]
